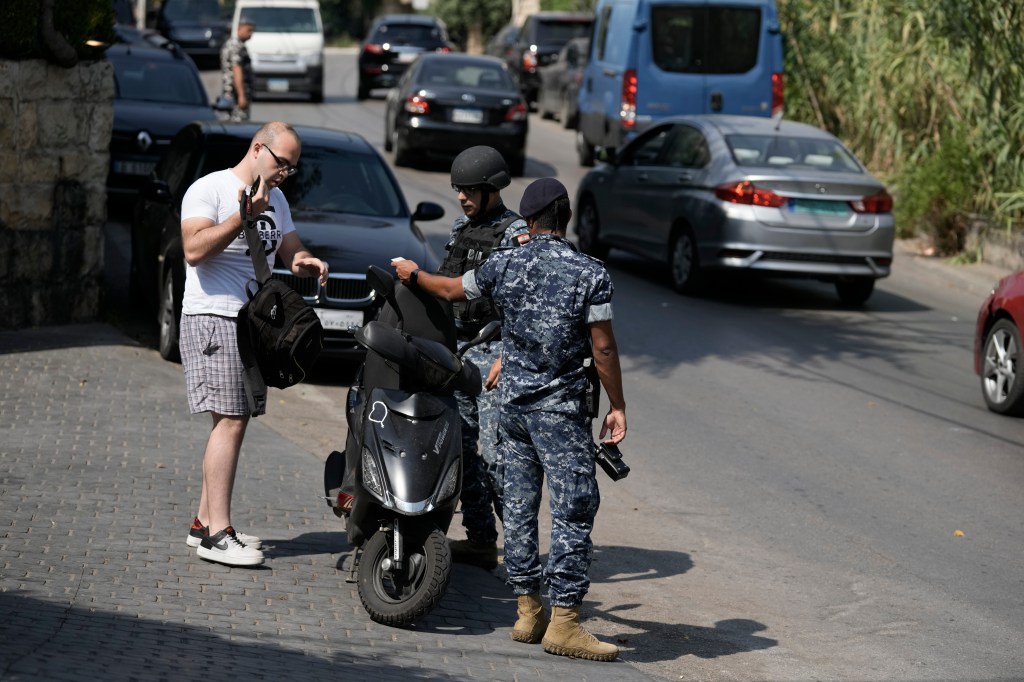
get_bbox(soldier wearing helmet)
[436,146,529,570]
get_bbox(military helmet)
[450,146,511,191]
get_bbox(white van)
[233,0,325,102]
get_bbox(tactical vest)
[437,212,519,337]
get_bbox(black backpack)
[236,180,324,416]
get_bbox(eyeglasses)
[263,144,298,176]
[451,184,483,195]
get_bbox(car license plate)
[397,51,418,63]
[112,160,156,176]
[788,198,849,216]
[267,79,289,93]
[315,309,363,331]
[452,108,483,124]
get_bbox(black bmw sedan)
[130,122,444,362]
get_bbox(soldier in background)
[221,18,255,121]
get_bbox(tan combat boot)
[541,606,618,662]
[510,592,549,643]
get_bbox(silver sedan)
[574,115,895,304]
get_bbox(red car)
[975,271,1024,415]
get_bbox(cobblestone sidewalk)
[0,324,653,682]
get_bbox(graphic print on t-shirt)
[244,205,279,258]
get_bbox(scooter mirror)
[476,320,501,343]
[458,320,502,357]
[366,264,395,299]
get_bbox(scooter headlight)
[438,460,460,502]
[362,449,385,498]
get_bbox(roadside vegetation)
[780,0,1024,256]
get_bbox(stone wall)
[0,59,114,329]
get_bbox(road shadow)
[0,591,430,680]
[590,545,694,583]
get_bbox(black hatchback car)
[383,53,528,175]
[504,11,593,108]
[130,122,444,362]
[107,38,228,208]
[357,14,455,99]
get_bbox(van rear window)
[650,6,761,74]
[535,19,592,45]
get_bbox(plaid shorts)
[180,314,263,416]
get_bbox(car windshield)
[726,135,864,173]
[535,20,592,45]
[239,8,318,32]
[372,23,443,44]
[113,57,208,105]
[286,148,404,217]
[417,61,512,89]
[196,142,404,217]
[163,0,221,22]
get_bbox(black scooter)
[324,265,499,627]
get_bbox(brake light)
[505,102,528,121]
[620,68,637,128]
[850,190,893,214]
[363,43,383,54]
[771,72,784,116]
[715,181,787,208]
[522,49,537,71]
[436,46,451,53]
[404,95,429,115]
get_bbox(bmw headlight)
[362,449,384,498]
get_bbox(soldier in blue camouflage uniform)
[436,147,528,570]
[392,178,627,662]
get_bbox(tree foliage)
[778,0,1024,247]
[0,0,115,63]
[432,0,511,52]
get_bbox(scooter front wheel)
[357,525,451,627]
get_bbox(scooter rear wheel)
[357,525,451,627]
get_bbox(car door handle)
[602,67,617,77]
[637,173,650,183]
[677,173,692,183]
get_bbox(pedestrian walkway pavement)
[0,324,656,681]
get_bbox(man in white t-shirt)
[179,121,328,567]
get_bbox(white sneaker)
[186,518,262,549]
[196,526,265,567]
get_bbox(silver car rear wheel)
[981,319,1024,415]
[669,230,701,294]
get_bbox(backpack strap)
[239,178,274,285]
[237,177,269,415]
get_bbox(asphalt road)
[105,52,1024,681]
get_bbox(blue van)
[576,0,784,166]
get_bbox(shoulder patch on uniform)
[515,234,531,246]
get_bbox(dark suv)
[357,14,455,100]
[504,11,593,108]
[149,0,230,69]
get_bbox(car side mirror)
[412,201,445,222]
[143,179,172,202]
[597,146,618,165]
